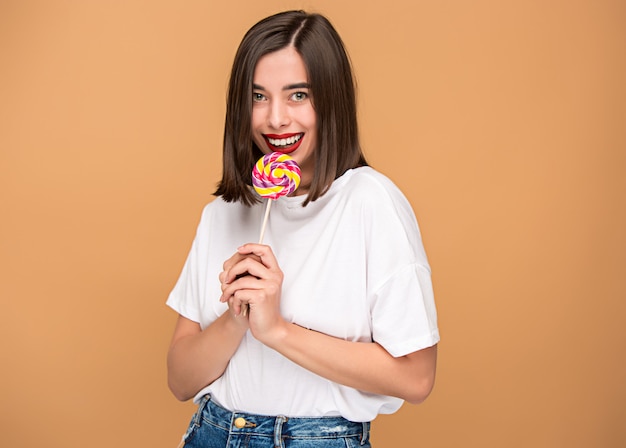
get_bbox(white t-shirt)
[166,166,439,422]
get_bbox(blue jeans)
[182,395,372,448]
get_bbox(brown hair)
[214,10,367,206]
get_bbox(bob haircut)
[214,10,368,206]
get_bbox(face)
[251,46,317,195]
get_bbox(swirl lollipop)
[252,152,301,243]
[252,152,301,200]
[240,153,300,317]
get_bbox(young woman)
[167,10,439,448]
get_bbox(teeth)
[268,134,301,147]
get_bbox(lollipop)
[241,153,300,316]
[252,152,301,200]
[252,152,301,243]
[252,152,300,244]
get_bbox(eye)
[291,91,308,102]
[253,92,266,102]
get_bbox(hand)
[219,244,286,343]
[219,250,261,317]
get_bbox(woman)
[167,10,439,448]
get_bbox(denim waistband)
[193,395,370,445]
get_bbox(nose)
[267,100,290,129]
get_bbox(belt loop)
[192,395,211,428]
[273,416,288,448]
[360,421,370,446]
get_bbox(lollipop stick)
[258,198,273,244]
[242,198,273,317]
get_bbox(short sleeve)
[371,263,439,357]
[166,206,213,325]
[360,172,440,357]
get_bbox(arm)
[265,324,437,404]
[220,244,438,404]
[166,311,248,401]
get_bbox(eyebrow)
[253,82,311,91]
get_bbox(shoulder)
[191,196,258,239]
[195,196,262,241]
[342,167,428,264]
[198,196,256,220]
[340,167,415,215]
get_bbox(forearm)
[167,313,247,401]
[219,243,437,403]
[263,322,437,404]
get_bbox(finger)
[237,244,278,269]
[220,274,263,302]
[231,298,242,316]
[220,267,252,288]
[222,253,246,277]
[223,257,268,284]
[231,291,253,316]
[222,252,263,283]
[223,250,262,268]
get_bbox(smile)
[263,133,303,154]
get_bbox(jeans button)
[234,417,246,428]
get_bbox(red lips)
[263,133,303,154]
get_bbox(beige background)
[1,1,625,447]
